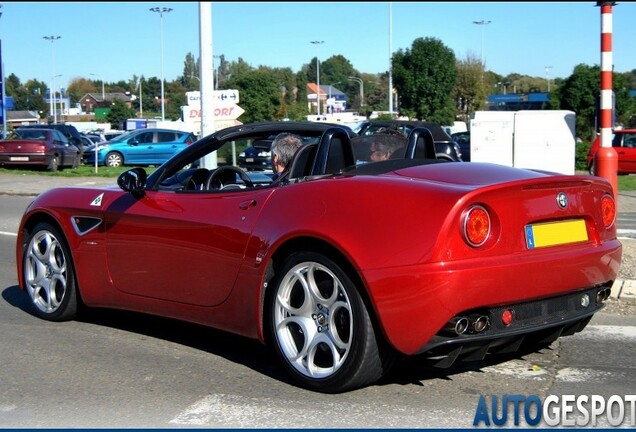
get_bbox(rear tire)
[588,160,596,176]
[47,156,59,172]
[268,251,393,393]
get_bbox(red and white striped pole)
[595,1,618,198]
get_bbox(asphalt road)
[0,192,634,428]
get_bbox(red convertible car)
[16,121,622,393]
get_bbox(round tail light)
[601,195,616,228]
[463,205,491,247]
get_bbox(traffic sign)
[185,90,240,107]
[215,89,239,103]
[182,103,244,121]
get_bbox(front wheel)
[22,222,79,321]
[268,251,392,393]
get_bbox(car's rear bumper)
[416,285,608,367]
[363,239,622,355]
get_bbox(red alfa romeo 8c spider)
[16,122,622,393]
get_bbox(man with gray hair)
[270,132,303,179]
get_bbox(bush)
[575,140,591,171]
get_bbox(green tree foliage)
[5,47,636,132]
[164,79,186,120]
[554,64,600,140]
[5,74,48,114]
[454,53,487,123]
[67,77,99,106]
[181,52,199,90]
[106,99,136,129]
[392,37,457,123]
[225,70,280,122]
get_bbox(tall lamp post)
[348,76,364,109]
[310,40,324,115]
[43,35,61,123]
[51,74,62,123]
[149,6,172,121]
[544,66,553,92]
[138,77,143,118]
[472,20,491,65]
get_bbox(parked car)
[17,123,85,154]
[357,120,464,161]
[82,128,197,167]
[237,139,273,170]
[0,128,81,171]
[586,128,636,175]
[451,131,471,161]
[16,121,621,393]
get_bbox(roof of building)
[79,92,133,103]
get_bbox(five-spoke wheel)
[269,251,392,393]
[23,223,78,321]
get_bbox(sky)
[1,1,636,90]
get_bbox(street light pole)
[348,76,364,109]
[472,20,491,65]
[90,73,105,102]
[310,40,324,116]
[150,7,172,121]
[43,35,61,123]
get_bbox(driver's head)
[271,133,303,173]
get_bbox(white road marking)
[0,231,17,237]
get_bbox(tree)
[454,53,487,123]
[181,52,199,90]
[392,37,457,123]
[224,70,280,122]
[67,77,98,106]
[106,99,135,129]
[554,64,600,140]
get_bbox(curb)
[610,279,636,302]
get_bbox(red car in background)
[0,128,81,171]
[587,128,636,175]
[16,122,622,393]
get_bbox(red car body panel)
[16,161,621,355]
[587,129,636,174]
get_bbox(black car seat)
[288,143,319,179]
[312,127,355,175]
[405,127,437,160]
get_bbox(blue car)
[83,128,197,167]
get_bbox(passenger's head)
[369,128,406,161]
[271,133,303,173]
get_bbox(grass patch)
[0,165,156,178]
[618,175,636,191]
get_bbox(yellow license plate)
[525,219,588,249]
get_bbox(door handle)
[239,200,257,210]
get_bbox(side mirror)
[117,167,147,197]
[129,139,139,146]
